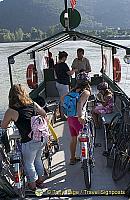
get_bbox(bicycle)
[105,91,130,180]
[7,125,26,198]
[41,139,58,177]
[78,114,95,189]
[41,112,59,177]
[0,126,25,199]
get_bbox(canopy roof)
[8,30,130,59]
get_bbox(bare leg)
[92,110,100,127]
[70,136,77,160]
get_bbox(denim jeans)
[22,140,45,182]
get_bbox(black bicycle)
[0,126,25,199]
[41,138,59,177]
[105,91,130,180]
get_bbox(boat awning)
[8,30,130,59]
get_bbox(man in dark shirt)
[55,51,75,94]
[55,51,75,119]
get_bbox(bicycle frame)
[78,119,95,163]
[78,116,95,189]
[4,125,25,197]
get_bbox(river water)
[0,40,130,118]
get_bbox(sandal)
[69,157,80,165]
[27,183,36,191]
[75,157,80,161]
[35,180,45,189]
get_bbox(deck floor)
[22,119,130,200]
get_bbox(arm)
[1,108,18,129]
[86,59,91,73]
[66,69,76,76]
[71,58,78,70]
[64,63,76,76]
[77,90,90,124]
[34,102,47,117]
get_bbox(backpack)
[28,115,49,142]
[63,90,82,117]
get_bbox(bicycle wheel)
[107,113,122,143]
[112,137,130,181]
[42,145,52,177]
[18,164,26,199]
[82,159,91,189]
[106,113,122,167]
[112,151,129,181]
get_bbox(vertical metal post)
[8,58,13,87]
[33,51,36,68]
[48,49,50,68]
[101,46,103,69]
[64,0,67,12]
[64,0,69,31]
[112,47,115,82]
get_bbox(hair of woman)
[103,88,112,96]
[9,84,32,109]
[75,81,91,93]
[58,51,68,60]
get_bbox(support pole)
[64,0,69,31]
[64,0,67,12]
[8,58,13,87]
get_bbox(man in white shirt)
[71,48,91,75]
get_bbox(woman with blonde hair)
[1,84,47,190]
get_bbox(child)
[92,82,113,128]
[62,72,91,165]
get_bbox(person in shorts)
[62,72,91,165]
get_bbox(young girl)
[92,82,113,128]
[62,72,91,165]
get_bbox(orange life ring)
[113,58,121,82]
[26,64,38,89]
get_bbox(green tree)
[23,33,31,41]
[3,32,12,42]
[31,27,39,41]
[15,28,24,41]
